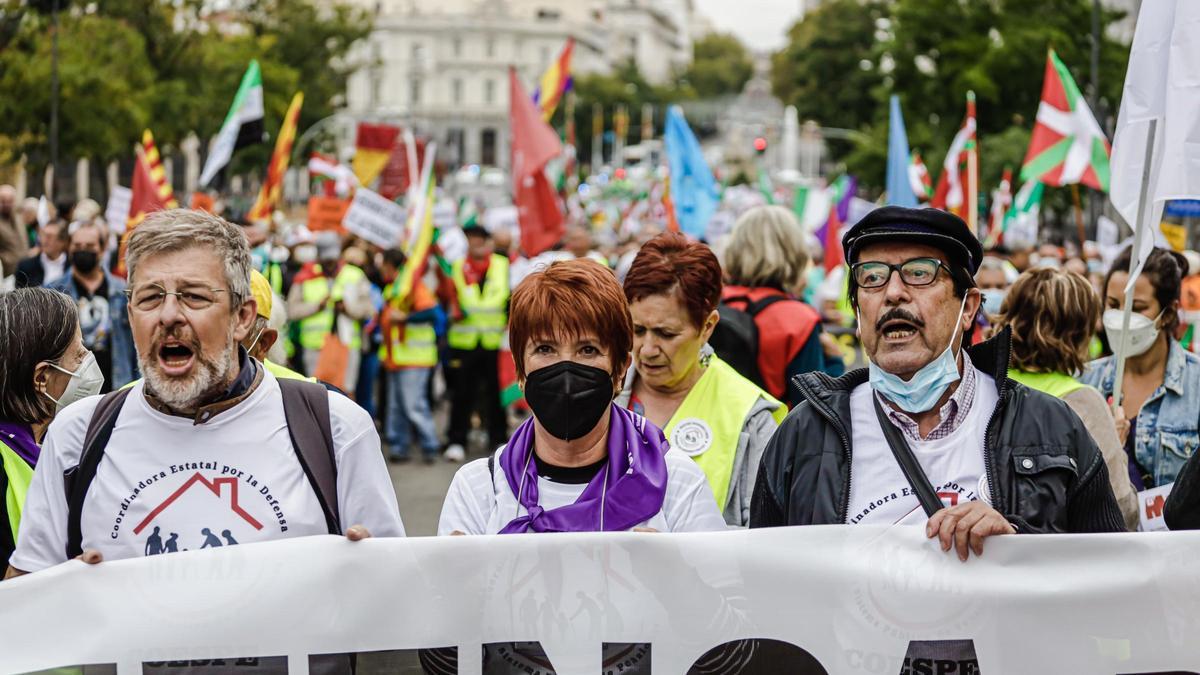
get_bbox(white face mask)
[1103,308,1163,358]
[44,351,105,414]
[293,245,317,264]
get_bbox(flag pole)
[1071,184,1086,252]
[966,91,978,236]
[1112,118,1158,414]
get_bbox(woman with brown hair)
[996,267,1138,529]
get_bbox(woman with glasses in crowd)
[0,287,101,567]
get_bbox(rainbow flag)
[532,38,574,122]
[247,92,304,222]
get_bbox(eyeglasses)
[125,284,229,312]
[851,258,947,289]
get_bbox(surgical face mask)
[981,289,1006,316]
[245,325,266,356]
[523,361,614,441]
[294,245,317,264]
[868,294,968,414]
[43,351,105,414]
[1103,308,1163,358]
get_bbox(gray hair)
[0,288,79,425]
[724,205,810,289]
[126,209,252,311]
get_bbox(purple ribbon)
[498,404,669,534]
[0,421,40,467]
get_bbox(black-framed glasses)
[125,283,229,312]
[851,258,947,289]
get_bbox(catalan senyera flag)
[532,37,574,122]
[247,92,303,223]
[115,129,178,277]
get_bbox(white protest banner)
[342,188,406,249]
[1138,483,1174,532]
[3,527,1200,674]
[105,186,133,234]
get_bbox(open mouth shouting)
[157,338,198,377]
[876,310,924,344]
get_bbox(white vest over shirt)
[12,371,404,572]
[846,373,999,526]
[437,445,727,535]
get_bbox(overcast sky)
[694,0,805,53]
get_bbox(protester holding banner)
[1082,247,1200,491]
[720,205,837,407]
[617,231,784,527]
[751,207,1124,558]
[437,258,725,535]
[0,288,95,568]
[443,224,510,463]
[7,209,403,578]
[996,268,1138,530]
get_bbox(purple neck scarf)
[498,404,669,534]
[0,421,40,466]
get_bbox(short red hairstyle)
[622,231,722,328]
[509,259,633,381]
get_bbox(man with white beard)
[7,209,404,579]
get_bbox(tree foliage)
[0,0,371,177]
[680,32,754,99]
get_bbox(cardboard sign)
[306,196,351,233]
[342,188,405,248]
[1138,482,1174,532]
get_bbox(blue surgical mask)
[867,294,968,413]
[981,289,1006,316]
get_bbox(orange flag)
[247,92,304,223]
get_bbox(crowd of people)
[3,189,1200,605]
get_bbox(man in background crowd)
[14,219,69,288]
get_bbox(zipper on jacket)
[795,373,855,523]
[982,356,1012,513]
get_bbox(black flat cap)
[842,206,983,275]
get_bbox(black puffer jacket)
[750,329,1126,533]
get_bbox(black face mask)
[523,361,614,441]
[71,250,99,273]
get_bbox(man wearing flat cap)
[750,207,1125,557]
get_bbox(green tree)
[679,32,754,99]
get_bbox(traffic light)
[753,137,768,154]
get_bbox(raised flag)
[532,38,574,123]
[909,151,933,202]
[822,204,844,273]
[886,95,917,207]
[792,184,833,231]
[664,106,718,239]
[247,92,303,223]
[510,67,564,257]
[381,145,438,370]
[996,180,1045,249]
[1021,50,1111,192]
[199,61,264,187]
[932,92,978,229]
[308,153,357,198]
[985,169,1013,247]
[116,130,179,277]
[353,123,401,187]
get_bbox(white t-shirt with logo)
[12,371,405,572]
[438,446,728,535]
[845,373,998,526]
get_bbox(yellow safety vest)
[380,283,438,368]
[448,255,510,351]
[662,357,786,510]
[1006,369,1085,399]
[265,359,316,382]
[1,438,35,548]
[298,267,335,352]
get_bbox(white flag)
[1109,1,1200,288]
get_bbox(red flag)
[510,67,564,256]
[824,205,844,273]
[115,131,178,277]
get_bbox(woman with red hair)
[620,232,786,526]
[437,258,725,535]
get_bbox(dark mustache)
[876,308,925,332]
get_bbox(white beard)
[139,340,237,413]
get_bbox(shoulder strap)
[745,294,789,317]
[65,388,133,559]
[0,456,13,563]
[278,378,341,535]
[871,396,944,518]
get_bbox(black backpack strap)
[0,460,13,565]
[65,388,133,559]
[278,378,341,535]
[745,294,789,317]
[871,395,944,518]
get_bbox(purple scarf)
[498,404,669,534]
[0,421,40,466]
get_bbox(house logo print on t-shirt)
[111,465,291,556]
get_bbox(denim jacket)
[1081,339,1200,487]
[47,271,137,389]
